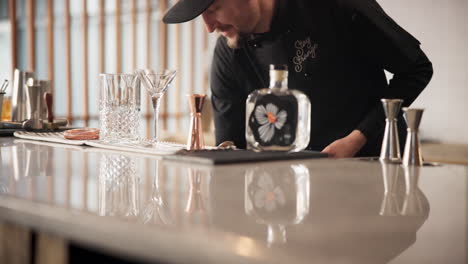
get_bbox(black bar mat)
[0,129,19,137]
[0,127,74,137]
[164,149,328,165]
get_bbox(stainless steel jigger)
[187,94,206,150]
[402,108,424,166]
[401,165,424,216]
[380,99,403,162]
[379,161,402,216]
[24,80,43,129]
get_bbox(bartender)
[163,0,433,157]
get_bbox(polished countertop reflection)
[0,138,466,264]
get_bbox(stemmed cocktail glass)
[137,69,177,147]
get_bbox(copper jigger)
[187,94,206,150]
[185,168,206,214]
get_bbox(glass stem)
[151,95,162,143]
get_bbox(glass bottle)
[244,164,310,247]
[246,65,311,152]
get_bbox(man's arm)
[349,0,433,141]
[210,37,247,148]
[324,0,433,157]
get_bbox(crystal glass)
[99,73,141,143]
[142,160,173,225]
[137,69,177,146]
[98,154,140,218]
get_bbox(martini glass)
[137,69,177,146]
[142,162,173,225]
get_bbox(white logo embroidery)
[293,37,318,73]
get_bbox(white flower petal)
[259,123,275,142]
[254,105,268,125]
[274,187,286,206]
[266,103,278,115]
[275,110,288,129]
[265,198,276,212]
[254,189,266,208]
[258,174,274,190]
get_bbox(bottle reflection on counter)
[245,164,310,247]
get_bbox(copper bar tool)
[186,94,206,151]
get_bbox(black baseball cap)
[163,0,215,24]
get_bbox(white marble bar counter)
[0,137,467,264]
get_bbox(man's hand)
[322,130,367,158]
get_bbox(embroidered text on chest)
[293,37,318,73]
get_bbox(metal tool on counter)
[45,92,54,123]
[24,78,44,130]
[0,80,8,119]
[380,99,403,163]
[0,121,23,129]
[2,118,67,129]
[21,91,68,131]
[2,91,67,131]
[40,80,51,120]
[402,108,424,167]
[186,94,206,151]
[26,79,51,120]
[401,165,424,216]
[11,69,35,122]
[41,92,69,130]
[21,119,69,131]
[379,161,402,216]
[0,79,8,93]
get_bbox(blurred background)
[0,0,217,145]
[0,0,467,148]
[379,0,468,145]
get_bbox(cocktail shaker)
[24,79,44,129]
[25,79,51,121]
[11,69,35,122]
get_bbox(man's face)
[202,0,260,48]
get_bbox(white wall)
[378,0,468,144]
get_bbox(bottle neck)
[269,70,288,90]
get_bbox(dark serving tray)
[0,128,21,137]
[0,127,74,137]
[164,149,328,165]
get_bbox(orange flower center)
[266,191,276,202]
[267,112,277,123]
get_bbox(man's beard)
[216,30,247,49]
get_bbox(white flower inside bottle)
[246,64,311,152]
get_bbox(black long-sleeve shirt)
[210,0,433,156]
